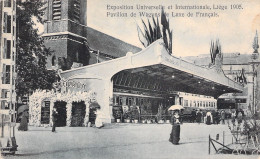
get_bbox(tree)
[16,1,57,96]
[137,9,173,54]
[209,39,223,66]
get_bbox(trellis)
[29,89,96,127]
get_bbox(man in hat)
[52,108,58,132]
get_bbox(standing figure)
[95,109,104,129]
[196,110,202,124]
[215,111,220,124]
[221,110,225,124]
[237,111,243,125]
[52,108,58,132]
[191,109,196,123]
[18,111,28,131]
[169,111,181,145]
[206,111,213,125]
[231,110,236,126]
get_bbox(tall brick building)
[42,0,141,70]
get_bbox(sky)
[87,0,260,57]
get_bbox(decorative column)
[66,102,72,126]
[49,99,54,126]
[83,101,90,126]
[103,79,114,123]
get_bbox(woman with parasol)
[168,105,184,145]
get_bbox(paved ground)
[1,123,259,159]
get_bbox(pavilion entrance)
[54,101,67,127]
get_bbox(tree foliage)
[210,39,223,65]
[137,9,173,54]
[16,0,57,96]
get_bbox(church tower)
[42,0,89,70]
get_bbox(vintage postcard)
[0,0,260,158]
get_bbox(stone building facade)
[0,0,16,112]
[183,32,260,113]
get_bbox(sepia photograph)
[0,0,260,158]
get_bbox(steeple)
[253,30,259,53]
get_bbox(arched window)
[52,56,56,66]
[76,51,79,62]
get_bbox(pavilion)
[59,39,243,123]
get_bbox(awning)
[60,39,243,98]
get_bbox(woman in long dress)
[206,111,213,125]
[169,110,181,145]
[95,109,104,128]
[18,111,28,131]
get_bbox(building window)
[73,0,80,22]
[12,51,15,61]
[3,13,12,33]
[126,97,133,106]
[184,100,188,107]
[2,64,11,84]
[4,0,11,7]
[12,65,15,85]
[13,26,15,36]
[1,89,10,98]
[53,0,61,20]
[73,0,80,20]
[13,0,15,10]
[3,39,11,59]
[76,52,79,62]
[52,56,56,66]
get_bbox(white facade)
[59,40,243,123]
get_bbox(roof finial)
[253,30,259,53]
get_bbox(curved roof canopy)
[60,40,243,98]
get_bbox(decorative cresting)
[29,89,96,127]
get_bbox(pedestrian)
[231,110,236,126]
[206,111,213,125]
[52,108,58,132]
[18,111,28,131]
[191,109,196,123]
[196,110,202,124]
[95,108,104,129]
[202,111,206,123]
[221,110,225,124]
[211,111,216,124]
[169,110,181,145]
[237,111,243,125]
[215,111,220,124]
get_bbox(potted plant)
[123,111,130,123]
[141,116,146,124]
[166,115,171,123]
[113,107,122,123]
[147,116,152,124]
[134,113,139,123]
[132,108,139,124]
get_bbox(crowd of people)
[187,108,245,125]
